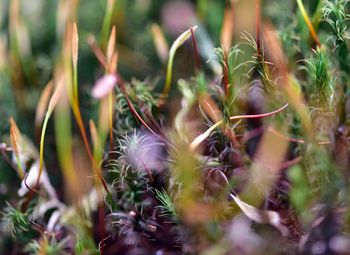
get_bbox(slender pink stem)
[280,156,303,170]
[229,103,289,121]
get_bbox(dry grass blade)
[71,22,79,103]
[296,0,321,47]
[104,26,118,153]
[87,34,107,69]
[63,26,110,194]
[36,80,65,187]
[106,26,116,66]
[198,93,222,123]
[101,0,116,50]
[53,68,81,203]
[151,23,169,63]
[255,0,261,52]
[89,119,100,152]
[212,167,286,234]
[47,81,65,115]
[229,193,287,235]
[9,117,21,139]
[107,0,115,9]
[262,23,313,138]
[72,22,79,69]
[9,0,32,59]
[220,7,234,53]
[109,51,118,74]
[56,0,79,37]
[35,81,53,127]
[9,117,24,179]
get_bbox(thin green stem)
[101,0,115,49]
[73,66,79,104]
[296,0,321,46]
[160,26,197,103]
[71,101,110,194]
[36,112,50,186]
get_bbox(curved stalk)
[160,26,198,103]
[36,113,50,187]
[296,0,321,47]
[190,103,289,151]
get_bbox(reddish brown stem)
[139,101,162,133]
[98,203,106,255]
[116,74,158,136]
[87,35,108,69]
[230,103,289,121]
[72,105,110,194]
[30,221,49,235]
[24,174,40,194]
[280,156,303,170]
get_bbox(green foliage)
[214,45,244,86]
[214,44,247,117]
[305,46,333,107]
[155,189,177,218]
[279,21,301,61]
[288,166,309,213]
[108,132,152,211]
[241,32,275,94]
[1,202,29,238]
[24,236,67,255]
[302,145,342,199]
[109,162,149,211]
[323,0,350,43]
[3,0,350,254]
[323,0,350,73]
[114,79,157,133]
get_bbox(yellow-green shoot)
[160,26,198,104]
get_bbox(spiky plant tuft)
[115,79,158,133]
[155,189,177,218]
[1,202,30,238]
[323,0,350,73]
[305,46,333,108]
[241,32,276,94]
[24,236,68,255]
[323,0,350,44]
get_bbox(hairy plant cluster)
[2,0,350,255]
